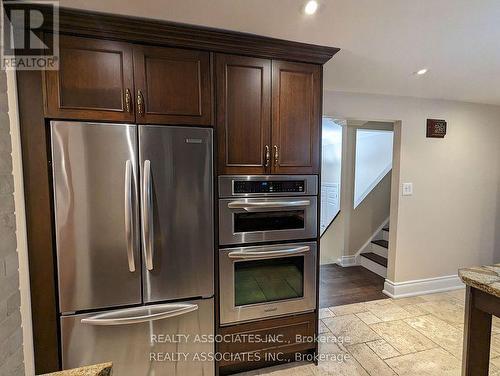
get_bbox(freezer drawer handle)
[124,160,136,272]
[80,304,198,326]
[228,245,310,259]
[227,200,310,212]
[142,160,154,270]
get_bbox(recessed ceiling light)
[416,68,428,75]
[304,0,319,15]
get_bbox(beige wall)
[324,91,500,282]
[320,212,345,264]
[349,171,391,254]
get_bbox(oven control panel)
[219,175,317,197]
[233,180,305,194]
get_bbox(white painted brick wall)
[0,70,24,376]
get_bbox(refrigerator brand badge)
[185,138,203,144]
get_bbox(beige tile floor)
[236,289,500,376]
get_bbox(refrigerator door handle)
[124,160,136,272]
[80,303,198,326]
[142,159,154,271]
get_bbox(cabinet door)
[216,54,271,174]
[45,35,135,122]
[217,312,315,370]
[271,61,321,174]
[133,45,212,125]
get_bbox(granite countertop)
[459,264,500,298]
[40,363,112,376]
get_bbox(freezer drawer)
[61,298,214,376]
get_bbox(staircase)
[359,225,389,278]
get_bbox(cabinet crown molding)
[39,6,339,65]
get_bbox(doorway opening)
[319,118,400,308]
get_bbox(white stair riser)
[360,256,387,278]
[381,229,389,241]
[370,243,388,258]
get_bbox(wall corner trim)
[382,275,464,298]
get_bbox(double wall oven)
[218,176,318,325]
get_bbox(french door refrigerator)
[51,121,214,375]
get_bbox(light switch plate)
[402,183,413,196]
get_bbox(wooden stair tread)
[360,252,388,267]
[372,239,388,249]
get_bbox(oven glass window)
[234,210,304,233]
[234,256,304,306]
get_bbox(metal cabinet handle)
[265,145,270,167]
[228,246,310,259]
[124,160,135,272]
[273,145,279,166]
[81,303,198,326]
[137,89,144,116]
[125,88,132,113]
[142,160,153,270]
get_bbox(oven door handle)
[228,245,310,259]
[227,200,310,211]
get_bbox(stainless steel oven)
[219,241,317,325]
[218,175,318,245]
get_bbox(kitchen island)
[459,264,500,376]
[40,363,112,376]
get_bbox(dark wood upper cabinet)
[216,57,321,175]
[44,35,135,122]
[133,45,212,125]
[216,54,271,174]
[271,60,321,174]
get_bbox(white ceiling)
[60,0,500,105]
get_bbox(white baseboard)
[337,255,358,267]
[383,275,465,298]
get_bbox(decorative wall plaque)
[427,119,447,138]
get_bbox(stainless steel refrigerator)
[51,121,214,375]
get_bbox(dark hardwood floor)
[319,264,389,308]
